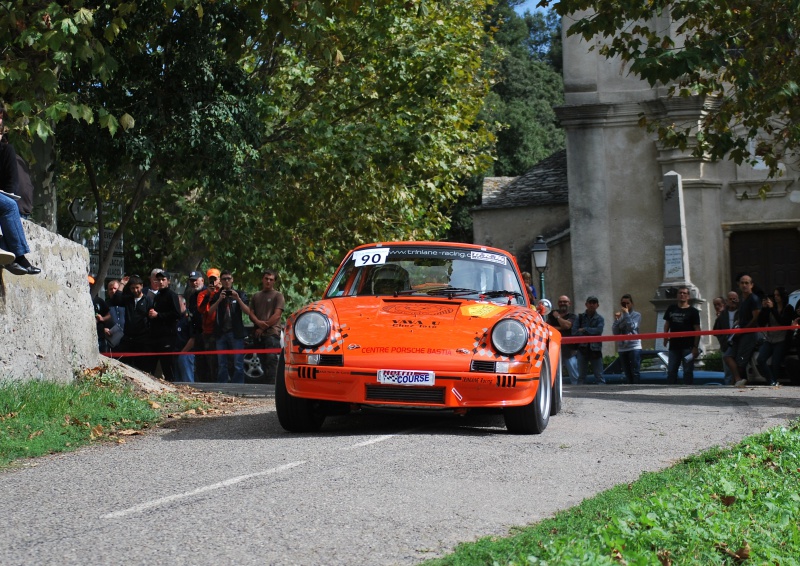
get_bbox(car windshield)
[325,245,526,305]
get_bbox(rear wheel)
[504,352,552,434]
[275,355,326,432]
[550,352,562,416]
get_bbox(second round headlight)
[491,319,528,355]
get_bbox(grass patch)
[0,365,213,470]
[425,420,800,565]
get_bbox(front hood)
[288,296,547,368]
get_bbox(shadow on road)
[157,405,512,441]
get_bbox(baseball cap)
[586,295,599,303]
[188,270,202,280]
[206,268,221,280]
[156,271,170,279]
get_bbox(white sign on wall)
[664,245,684,280]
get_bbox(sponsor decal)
[381,304,457,316]
[462,376,493,384]
[469,251,507,265]
[362,346,390,354]
[460,304,505,318]
[378,369,435,386]
[392,319,441,329]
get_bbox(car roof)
[350,241,514,257]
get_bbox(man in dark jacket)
[148,271,181,381]
[207,270,252,383]
[111,275,155,373]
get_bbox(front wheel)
[504,352,552,434]
[275,354,326,432]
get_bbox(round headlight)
[294,311,331,347]
[491,319,528,355]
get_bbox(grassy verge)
[426,419,800,565]
[0,365,212,470]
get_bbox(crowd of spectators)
[93,267,285,385]
[545,273,798,387]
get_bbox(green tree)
[447,2,564,243]
[540,0,800,177]
[50,0,495,301]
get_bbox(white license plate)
[377,369,436,386]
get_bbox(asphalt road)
[2,384,799,565]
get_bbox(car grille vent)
[318,354,344,366]
[298,367,317,379]
[471,360,496,372]
[365,385,446,404]
[496,375,517,388]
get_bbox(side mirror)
[536,298,552,316]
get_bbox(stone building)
[472,13,800,352]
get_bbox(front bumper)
[284,363,540,408]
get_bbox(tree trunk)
[30,135,57,231]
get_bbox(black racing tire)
[550,351,562,416]
[275,354,326,432]
[504,351,552,434]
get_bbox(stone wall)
[0,220,97,382]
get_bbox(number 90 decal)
[353,248,390,266]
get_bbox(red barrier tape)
[102,348,283,358]
[101,325,799,356]
[561,325,799,345]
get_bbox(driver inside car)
[371,265,410,295]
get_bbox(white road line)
[344,427,422,449]
[102,461,306,519]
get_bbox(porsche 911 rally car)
[276,241,562,434]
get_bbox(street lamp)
[530,235,549,300]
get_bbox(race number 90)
[353,248,389,266]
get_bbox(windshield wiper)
[479,290,523,305]
[424,287,480,299]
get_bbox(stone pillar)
[651,171,704,349]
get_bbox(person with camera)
[547,295,579,384]
[612,294,642,384]
[207,270,252,384]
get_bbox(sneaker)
[0,248,14,266]
[770,381,780,387]
[734,379,748,388]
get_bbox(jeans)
[257,333,281,383]
[175,351,195,382]
[620,349,641,384]
[216,332,245,383]
[577,349,604,383]
[563,352,580,385]
[0,193,30,257]
[667,348,695,384]
[757,340,786,383]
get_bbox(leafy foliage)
[37,0,495,299]
[446,2,564,243]
[540,0,800,177]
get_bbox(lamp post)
[530,235,549,300]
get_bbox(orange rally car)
[276,241,562,434]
